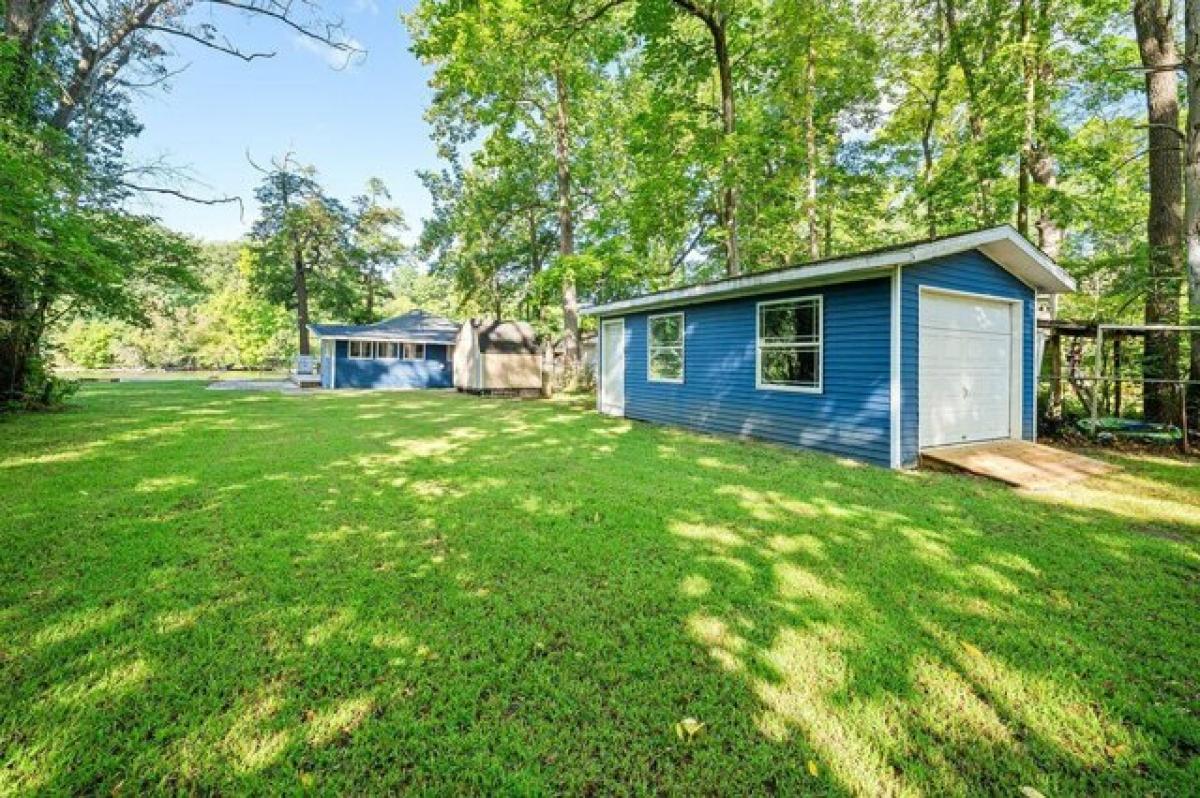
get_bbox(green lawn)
[2,383,1198,795]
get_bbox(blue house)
[581,226,1076,469]
[309,310,459,390]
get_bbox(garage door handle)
[962,386,969,398]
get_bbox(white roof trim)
[581,226,1075,317]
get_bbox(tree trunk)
[1,0,56,404]
[553,66,580,386]
[943,0,993,221]
[1028,0,1063,261]
[671,0,740,275]
[804,42,820,260]
[921,0,949,239]
[1186,0,1200,417]
[0,291,35,405]
[712,16,740,275]
[293,247,311,357]
[1017,0,1035,237]
[1134,0,1184,423]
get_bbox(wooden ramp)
[920,440,1115,489]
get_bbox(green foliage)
[382,262,462,319]
[407,0,1153,333]
[52,244,296,371]
[59,319,122,369]
[247,163,411,342]
[0,24,201,407]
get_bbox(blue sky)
[125,1,436,244]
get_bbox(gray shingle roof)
[472,320,540,354]
[309,310,460,343]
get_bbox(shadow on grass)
[0,382,1197,794]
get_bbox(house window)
[757,296,822,392]
[349,340,371,359]
[376,341,399,359]
[403,343,425,360]
[648,312,684,383]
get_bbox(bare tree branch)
[142,23,276,61]
[122,182,245,217]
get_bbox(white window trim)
[647,311,685,384]
[376,341,400,360]
[348,339,373,360]
[755,295,824,394]
[403,342,426,361]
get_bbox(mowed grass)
[1,383,1198,795]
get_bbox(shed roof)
[309,310,459,343]
[581,225,1074,317]
[470,320,540,354]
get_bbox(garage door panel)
[919,292,1015,448]
[920,294,1012,335]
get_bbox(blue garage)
[310,310,459,390]
[582,226,1076,468]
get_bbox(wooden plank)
[921,440,1115,489]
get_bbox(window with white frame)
[757,296,822,391]
[376,341,399,359]
[348,340,371,359]
[403,342,426,360]
[648,312,685,383]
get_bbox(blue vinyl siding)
[899,251,1036,466]
[614,278,894,466]
[331,341,452,389]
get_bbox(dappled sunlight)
[154,606,203,634]
[305,695,374,747]
[773,562,853,606]
[304,608,356,647]
[221,687,291,774]
[752,626,905,797]
[688,612,749,674]
[921,618,1136,770]
[32,602,127,649]
[963,563,1020,595]
[1,445,105,468]
[407,479,465,499]
[715,484,819,521]
[135,475,197,493]
[912,655,1011,743]
[670,519,746,549]
[1028,472,1200,533]
[51,657,152,706]
[3,382,1197,793]
[695,455,750,473]
[898,525,955,565]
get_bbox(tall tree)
[0,0,358,405]
[409,0,627,379]
[1186,0,1200,413]
[1133,0,1184,422]
[348,179,408,322]
[665,0,741,275]
[249,157,353,356]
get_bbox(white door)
[600,319,625,416]
[919,291,1017,447]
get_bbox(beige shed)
[453,320,542,394]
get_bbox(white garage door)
[919,291,1016,448]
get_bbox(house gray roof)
[471,320,540,354]
[309,310,460,343]
[582,225,1075,317]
